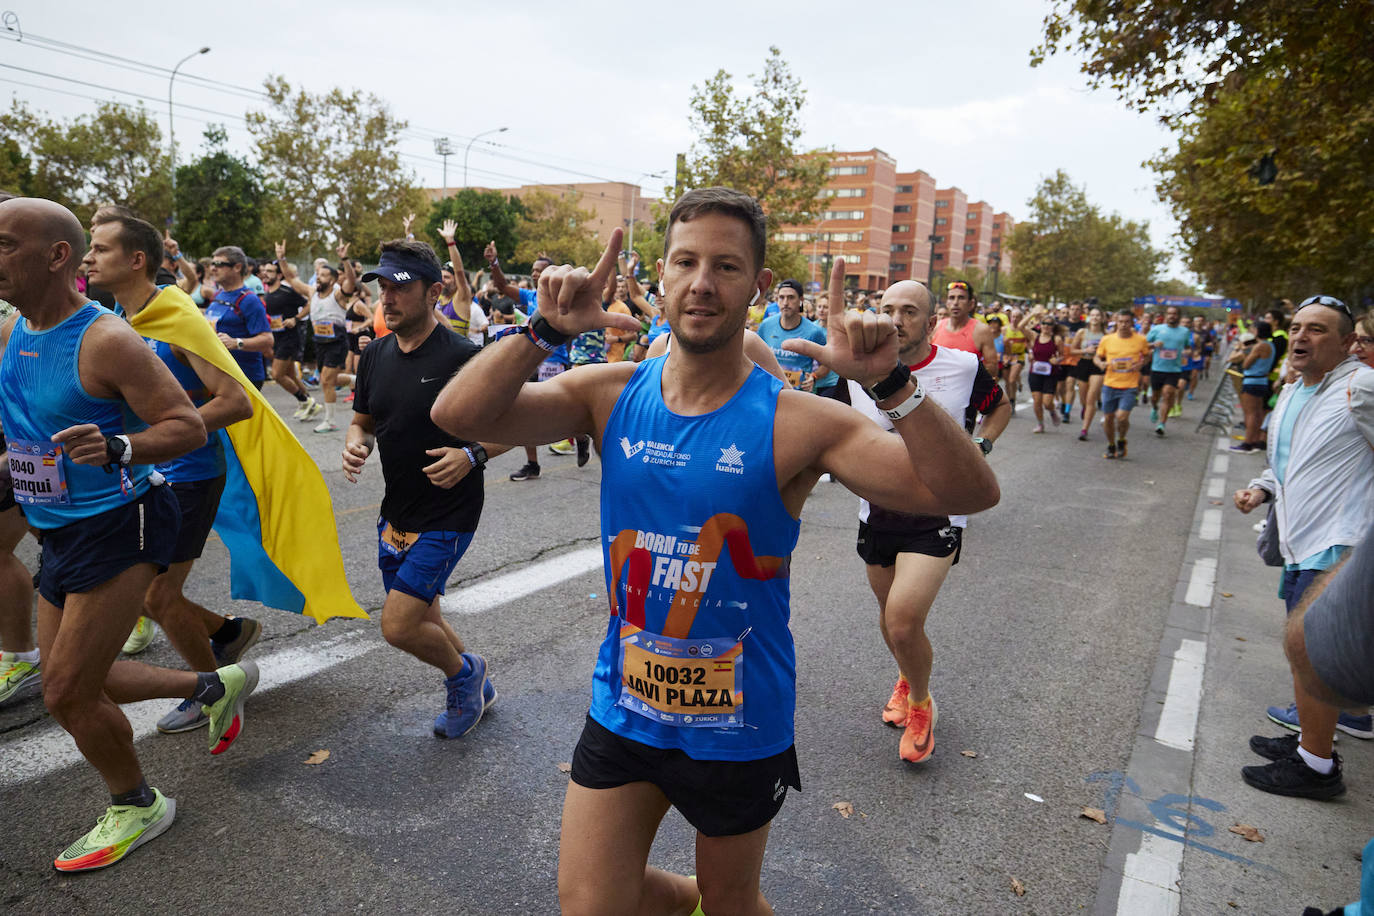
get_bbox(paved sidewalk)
[1094,433,1370,915]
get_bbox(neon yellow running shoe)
[0,652,41,705]
[121,617,157,655]
[206,661,258,755]
[54,789,175,872]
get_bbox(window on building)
[895,184,913,194]
[934,253,944,261]
[892,224,910,233]
[891,244,908,252]
[821,210,865,221]
[934,235,945,243]
[992,222,1001,229]
[935,217,947,225]
[828,165,868,176]
[935,200,949,208]
[963,244,973,252]
[891,262,908,272]
[894,204,911,213]
[822,187,866,198]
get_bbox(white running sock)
[324,402,336,423]
[1297,745,1335,774]
[15,648,39,664]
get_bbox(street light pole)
[926,233,939,289]
[434,138,454,200]
[627,170,666,257]
[463,126,508,188]
[168,46,210,229]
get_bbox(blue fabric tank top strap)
[148,337,225,481]
[0,303,153,529]
[1244,343,1277,380]
[592,356,802,761]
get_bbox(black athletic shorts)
[347,331,364,355]
[856,519,962,568]
[1151,370,1184,391]
[1242,381,1272,399]
[37,483,178,607]
[0,488,14,513]
[315,336,348,369]
[1071,360,1103,381]
[1027,371,1057,394]
[570,714,801,837]
[272,329,301,362]
[170,474,226,564]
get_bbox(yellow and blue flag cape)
[130,286,366,624]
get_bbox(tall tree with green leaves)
[423,189,524,275]
[678,46,830,280]
[173,126,268,258]
[246,76,427,257]
[513,189,602,268]
[1034,0,1374,301]
[1008,170,1164,308]
[0,100,170,224]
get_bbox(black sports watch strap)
[864,363,912,402]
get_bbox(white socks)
[1297,745,1335,774]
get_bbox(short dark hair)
[90,211,163,282]
[212,246,247,271]
[1255,320,1273,339]
[379,238,442,276]
[665,187,766,272]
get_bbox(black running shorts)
[856,519,962,568]
[315,337,348,369]
[570,714,801,837]
[272,329,301,362]
[170,474,227,565]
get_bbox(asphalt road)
[2,380,1366,915]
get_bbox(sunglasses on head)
[947,281,970,292]
[1296,295,1351,319]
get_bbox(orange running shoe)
[882,676,910,727]
[899,694,938,763]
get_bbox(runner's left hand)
[51,424,110,466]
[780,258,898,389]
[423,447,475,489]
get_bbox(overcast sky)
[1,1,1191,280]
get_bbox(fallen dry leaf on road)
[303,749,330,765]
[1080,807,1108,825]
[1229,824,1264,843]
[556,762,572,773]
[1235,636,1247,642]
[1010,876,1026,896]
[832,801,854,819]
[961,750,978,758]
[1221,592,1234,598]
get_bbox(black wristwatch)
[864,363,912,402]
[463,444,489,471]
[104,434,132,467]
[973,436,994,457]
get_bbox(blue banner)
[1134,295,1242,311]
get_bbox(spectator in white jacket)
[1233,295,1374,799]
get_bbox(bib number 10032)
[617,625,743,728]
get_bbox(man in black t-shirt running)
[263,242,319,421]
[341,239,507,738]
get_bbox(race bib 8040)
[5,438,69,506]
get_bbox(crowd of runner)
[0,187,1370,915]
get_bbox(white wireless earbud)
[658,281,665,296]
[749,289,760,306]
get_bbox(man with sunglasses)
[206,247,272,390]
[1234,295,1374,799]
[932,281,998,377]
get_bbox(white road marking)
[1155,638,1206,751]
[1211,454,1230,475]
[440,545,602,615]
[0,547,607,787]
[1198,509,1222,541]
[1206,477,1225,499]
[1215,436,1231,452]
[1117,832,1183,916]
[1184,557,1216,607]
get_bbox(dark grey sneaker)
[1241,751,1344,799]
[212,617,262,666]
[1248,732,1299,761]
[509,462,540,481]
[157,698,208,733]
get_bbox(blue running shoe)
[483,675,498,708]
[1336,711,1373,739]
[434,653,488,739]
[1267,702,1300,732]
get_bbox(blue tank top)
[148,338,225,481]
[1244,342,1277,380]
[592,356,801,761]
[0,304,153,529]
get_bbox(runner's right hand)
[342,441,370,483]
[536,228,641,337]
[1233,487,1266,514]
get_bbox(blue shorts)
[376,518,473,603]
[1100,386,1138,414]
[37,483,179,608]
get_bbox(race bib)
[617,625,744,728]
[537,360,566,382]
[269,315,284,331]
[379,521,420,558]
[1160,348,1179,361]
[1030,360,1053,376]
[345,319,359,334]
[782,369,809,389]
[5,438,69,506]
[1111,357,1133,373]
[313,320,338,339]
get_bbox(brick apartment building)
[423,181,657,246]
[782,149,1015,294]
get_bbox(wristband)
[879,380,926,421]
[171,252,182,261]
[864,363,912,401]
[462,446,485,471]
[525,314,571,352]
[446,239,458,247]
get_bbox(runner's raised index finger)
[827,258,847,332]
[588,227,624,287]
